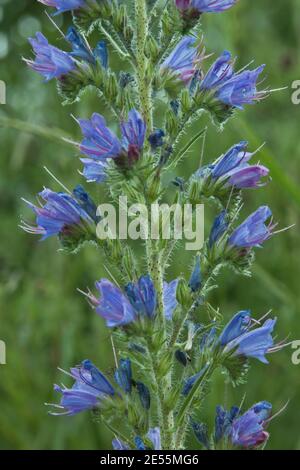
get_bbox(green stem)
[135,0,153,134]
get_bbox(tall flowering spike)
[38,0,85,15]
[25,32,75,81]
[209,210,228,248]
[21,188,95,247]
[66,26,94,63]
[161,36,202,83]
[176,0,237,14]
[228,206,275,248]
[114,358,132,394]
[78,113,122,160]
[48,360,114,416]
[223,318,277,363]
[219,310,251,346]
[230,401,272,448]
[147,428,162,450]
[93,279,137,328]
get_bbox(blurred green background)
[0,0,300,450]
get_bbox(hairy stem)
[135,0,153,134]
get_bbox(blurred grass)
[0,0,300,450]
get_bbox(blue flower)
[66,26,95,63]
[38,0,85,15]
[214,405,239,443]
[163,279,179,320]
[176,0,237,14]
[93,279,137,328]
[94,41,108,69]
[228,206,275,248]
[161,36,203,83]
[209,210,228,248]
[136,382,151,410]
[125,275,157,319]
[230,401,272,448]
[147,428,161,450]
[182,364,209,396]
[228,319,277,364]
[87,275,178,328]
[21,188,95,242]
[135,436,147,450]
[78,109,146,180]
[148,129,165,149]
[114,358,132,394]
[217,66,266,109]
[200,50,234,89]
[191,421,210,449]
[222,316,277,364]
[48,360,114,416]
[112,439,130,450]
[189,255,202,292]
[218,310,251,346]
[201,51,266,109]
[25,32,75,81]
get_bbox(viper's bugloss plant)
[21,0,290,450]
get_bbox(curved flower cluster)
[85,275,178,328]
[21,186,97,246]
[201,50,266,109]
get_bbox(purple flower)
[201,50,234,90]
[38,0,85,15]
[176,0,237,14]
[48,360,114,416]
[25,32,75,81]
[21,188,95,242]
[228,206,275,248]
[92,279,137,328]
[147,428,162,450]
[161,36,203,83]
[66,26,95,63]
[78,109,146,180]
[217,66,266,109]
[223,317,277,364]
[201,51,266,109]
[230,401,272,448]
[214,405,239,443]
[80,158,108,183]
[120,109,146,153]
